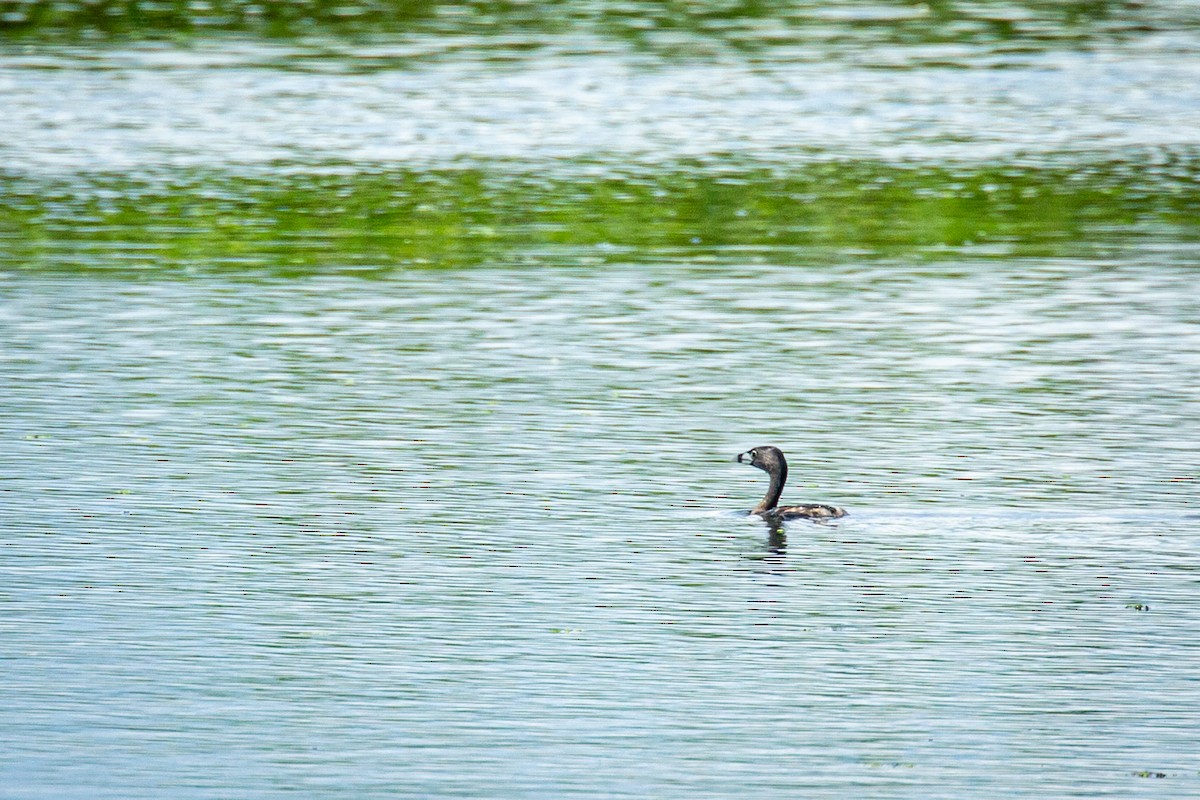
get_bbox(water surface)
[2,4,1200,798]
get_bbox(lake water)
[2,3,1200,798]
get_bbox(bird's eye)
[750,449,757,457]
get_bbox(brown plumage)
[736,445,846,520]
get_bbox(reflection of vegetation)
[1,0,1192,47]
[0,0,438,37]
[2,157,1197,275]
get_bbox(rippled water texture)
[2,3,1200,798]
[3,20,1200,172]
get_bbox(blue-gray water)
[3,6,1200,798]
[4,30,1200,174]
[5,261,1199,797]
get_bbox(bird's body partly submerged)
[736,445,847,520]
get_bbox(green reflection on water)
[2,0,1194,47]
[2,158,1197,275]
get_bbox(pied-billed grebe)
[736,445,847,520]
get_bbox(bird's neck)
[755,463,787,513]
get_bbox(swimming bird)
[736,445,846,520]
